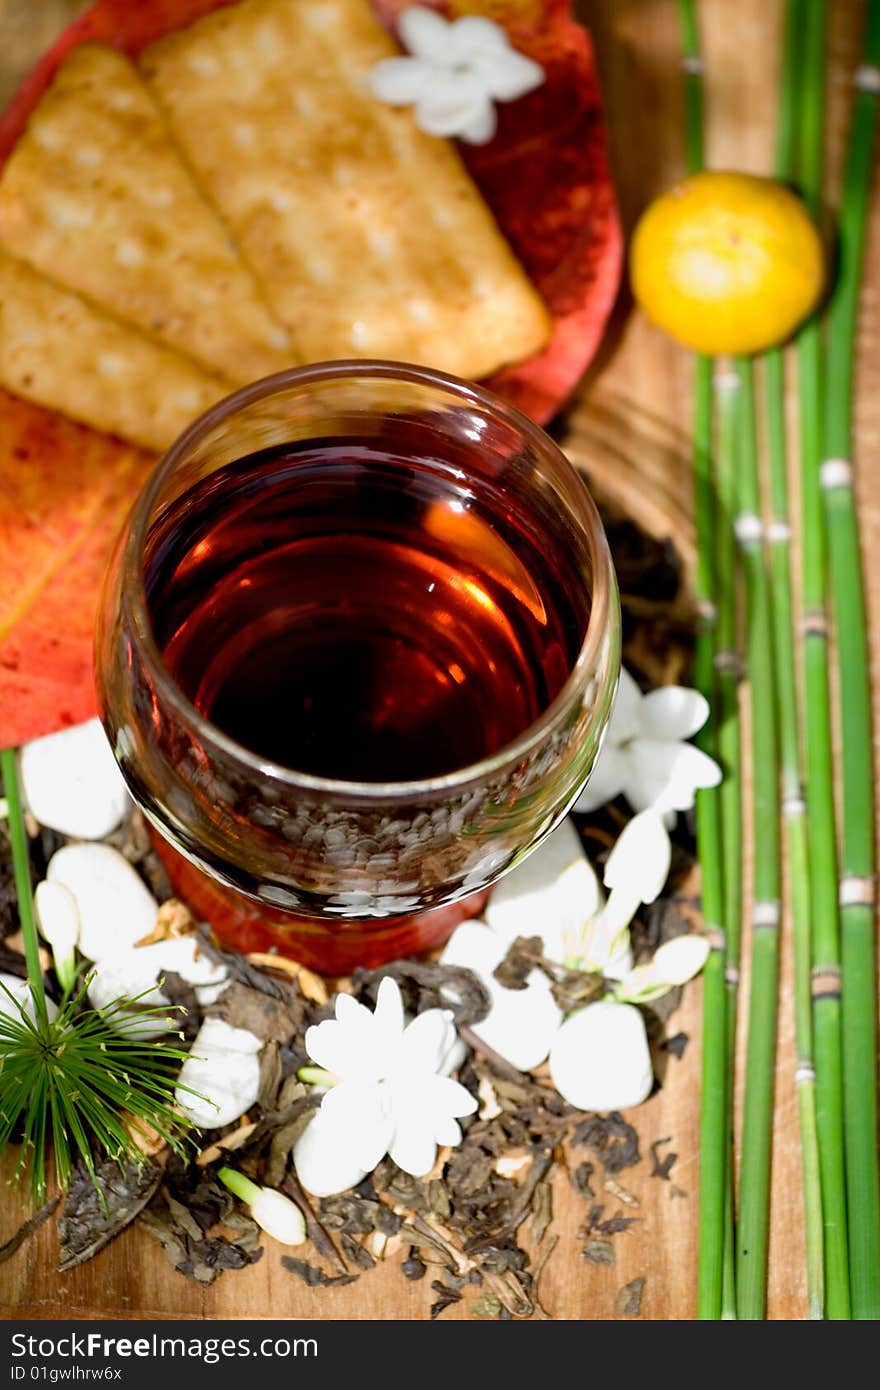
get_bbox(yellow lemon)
[630,171,825,355]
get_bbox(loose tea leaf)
[58,1157,161,1271]
[615,1277,646,1318]
[281,1256,358,1288]
[582,1239,615,1266]
[353,959,490,1028]
[661,1032,690,1060]
[572,1113,641,1173]
[649,1138,678,1182]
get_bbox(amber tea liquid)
[145,438,590,781]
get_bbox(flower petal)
[433,1115,462,1147]
[486,818,603,963]
[428,1074,479,1119]
[370,55,436,105]
[573,742,629,813]
[639,686,710,741]
[621,739,722,814]
[457,98,497,145]
[447,16,509,56]
[652,934,711,985]
[603,808,671,903]
[388,1111,438,1177]
[399,6,454,60]
[414,71,487,137]
[319,1081,393,1172]
[372,975,405,1052]
[397,1007,454,1075]
[608,666,643,743]
[293,1110,369,1198]
[548,1001,654,1112]
[473,48,545,101]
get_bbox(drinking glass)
[96,362,620,971]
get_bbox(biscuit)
[0,43,296,384]
[140,0,551,380]
[0,250,231,452]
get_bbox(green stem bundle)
[713,366,744,1320]
[795,0,851,1320]
[821,0,880,1319]
[764,0,824,1320]
[732,358,781,1320]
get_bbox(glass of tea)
[96,362,620,972]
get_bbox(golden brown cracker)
[0,250,231,452]
[140,0,550,379]
[0,43,296,384]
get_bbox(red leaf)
[0,0,620,748]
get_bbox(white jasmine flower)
[371,7,544,145]
[293,978,476,1197]
[217,1168,306,1247]
[549,1000,654,1112]
[575,667,722,819]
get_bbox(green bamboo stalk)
[677,0,734,1321]
[695,354,729,1321]
[732,357,781,1320]
[795,0,850,1320]
[821,0,880,1319]
[713,367,744,1321]
[764,0,824,1319]
[0,747,49,1032]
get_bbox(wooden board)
[1,0,879,1321]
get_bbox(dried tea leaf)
[530,1179,553,1246]
[281,1257,358,1288]
[571,1161,596,1199]
[58,1157,161,1271]
[207,977,303,1043]
[258,1040,283,1110]
[615,1277,646,1318]
[493,936,544,992]
[353,960,489,1028]
[572,1113,641,1173]
[0,1196,59,1265]
[661,1032,689,1060]
[471,1293,504,1319]
[582,1239,615,1266]
[650,1137,678,1182]
[430,1279,462,1320]
[341,1234,375,1271]
[402,1254,427,1281]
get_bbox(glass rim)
[124,359,617,801]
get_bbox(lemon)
[630,171,825,355]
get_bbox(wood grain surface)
[1,0,878,1321]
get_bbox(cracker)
[140,0,551,379]
[0,250,231,452]
[0,43,296,384]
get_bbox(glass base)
[151,832,489,975]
